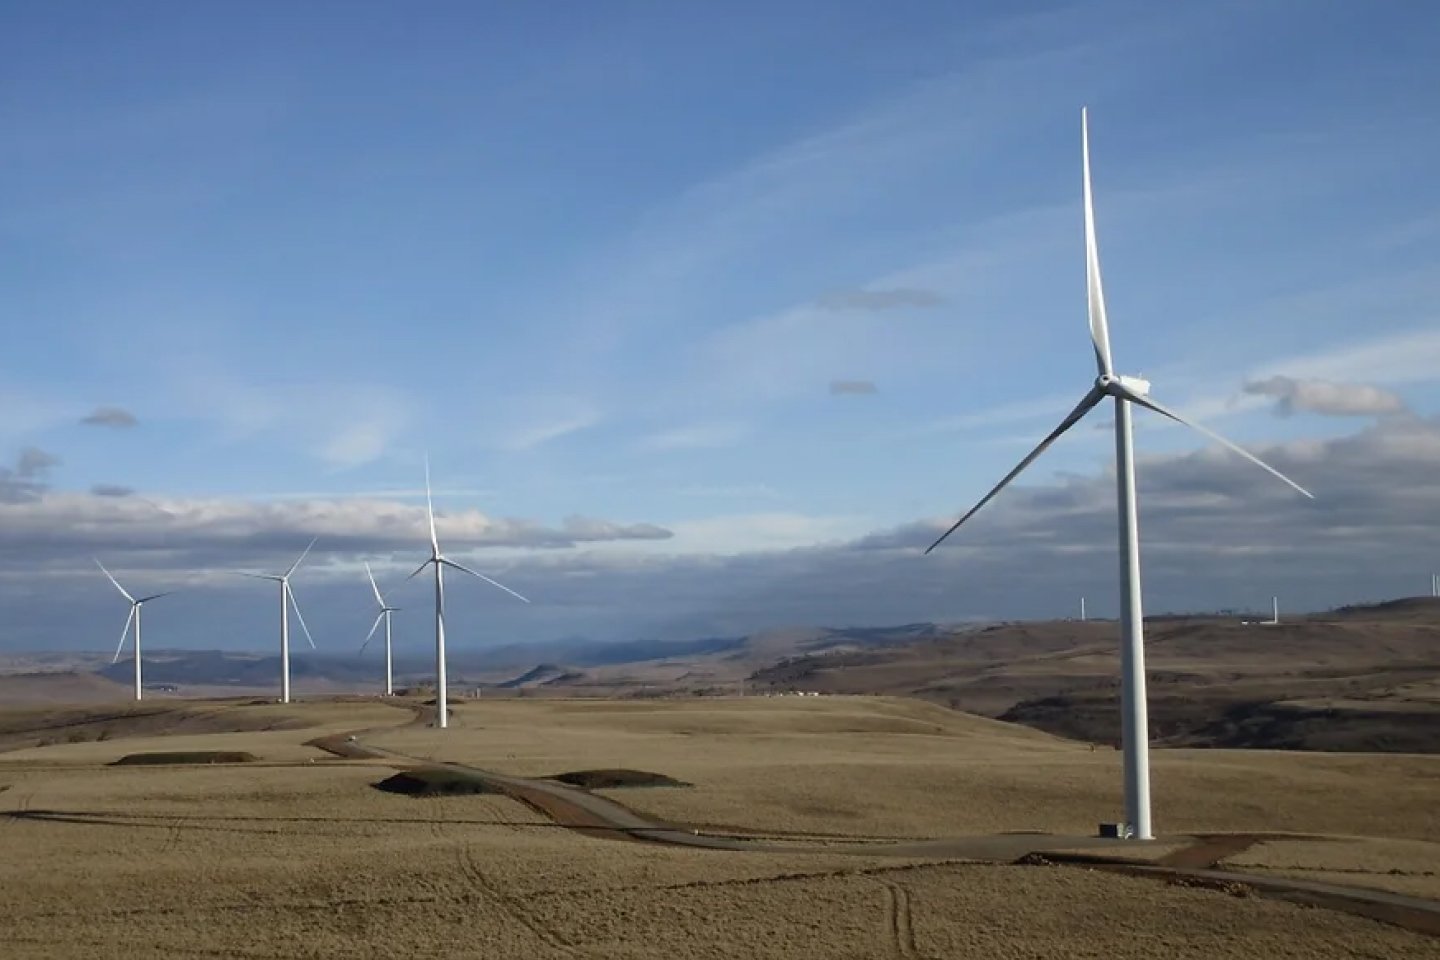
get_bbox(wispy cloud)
[662,511,871,554]
[675,483,782,500]
[501,409,602,452]
[816,288,946,311]
[639,421,748,451]
[0,447,60,504]
[170,373,418,469]
[1254,327,1440,388]
[829,380,879,396]
[252,487,498,502]
[905,392,1079,437]
[317,408,411,469]
[1243,376,1407,418]
[17,447,59,477]
[79,406,138,429]
[89,483,134,498]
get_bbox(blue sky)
[3,1,1439,655]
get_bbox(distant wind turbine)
[238,539,317,704]
[408,458,529,729]
[360,562,400,697]
[95,559,173,702]
[925,108,1314,840]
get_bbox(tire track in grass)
[879,880,919,959]
[451,824,581,956]
[0,780,33,828]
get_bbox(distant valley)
[3,599,1437,752]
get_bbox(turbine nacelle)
[1099,373,1151,398]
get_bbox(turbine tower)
[925,109,1314,840]
[96,559,172,701]
[239,539,317,704]
[360,561,400,696]
[409,458,529,729]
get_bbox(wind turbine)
[360,562,400,697]
[95,559,173,702]
[238,539,317,704]
[925,109,1314,840]
[408,458,529,729]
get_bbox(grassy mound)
[372,769,502,797]
[550,768,691,789]
[111,751,258,765]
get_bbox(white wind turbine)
[96,559,173,702]
[238,539,317,704]
[925,108,1314,840]
[408,458,529,729]
[360,562,400,697]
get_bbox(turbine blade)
[1083,107,1115,377]
[95,558,135,604]
[360,611,385,653]
[287,584,317,649]
[424,455,439,552]
[364,561,385,607]
[441,558,531,604]
[926,386,1106,554]
[406,559,433,582]
[1118,388,1314,499]
[285,537,318,578]
[136,591,173,604]
[235,572,282,581]
[113,606,136,664]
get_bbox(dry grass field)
[1,695,1437,958]
[372,697,1440,841]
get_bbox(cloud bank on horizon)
[1,1,1438,652]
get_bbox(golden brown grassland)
[0,695,1436,958]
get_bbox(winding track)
[310,724,1440,938]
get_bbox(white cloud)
[1243,376,1407,418]
[0,488,673,576]
[661,512,872,554]
[173,374,418,469]
[1254,327,1440,389]
[639,421,749,451]
[906,392,1081,437]
[317,408,411,468]
[5,416,1439,650]
[501,409,601,452]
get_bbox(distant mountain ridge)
[15,599,1440,753]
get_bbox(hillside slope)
[749,599,1440,751]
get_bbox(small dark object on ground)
[373,769,503,797]
[111,751,258,765]
[549,769,691,789]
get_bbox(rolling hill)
[748,598,1440,751]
